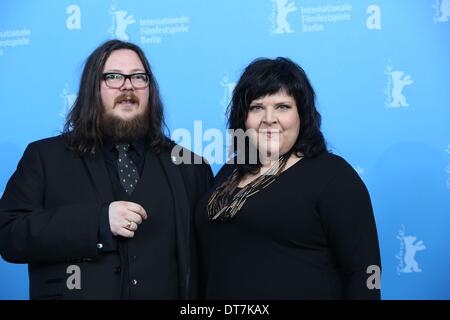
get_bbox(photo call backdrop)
[1,0,449,300]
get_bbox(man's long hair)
[63,39,169,155]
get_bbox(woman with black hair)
[195,57,381,299]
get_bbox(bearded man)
[0,40,212,300]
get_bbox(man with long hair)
[0,40,212,299]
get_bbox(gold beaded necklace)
[207,154,290,221]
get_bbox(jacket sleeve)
[317,161,382,300]
[0,143,101,264]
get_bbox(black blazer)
[0,135,213,299]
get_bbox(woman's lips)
[258,129,280,138]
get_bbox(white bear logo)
[385,67,413,108]
[400,236,426,273]
[272,0,297,34]
[434,0,450,22]
[113,10,136,41]
[390,71,413,107]
[397,226,426,275]
[108,2,136,41]
[220,72,236,120]
[59,84,77,130]
[60,84,76,119]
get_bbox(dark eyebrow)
[275,102,293,105]
[249,101,293,106]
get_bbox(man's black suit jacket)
[0,135,213,299]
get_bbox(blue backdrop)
[1,0,449,299]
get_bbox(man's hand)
[109,201,148,238]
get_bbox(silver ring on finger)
[125,219,132,230]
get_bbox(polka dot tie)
[116,144,140,195]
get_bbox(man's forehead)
[103,49,145,71]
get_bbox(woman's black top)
[195,152,381,299]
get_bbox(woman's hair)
[63,39,168,155]
[227,57,327,175]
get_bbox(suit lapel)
[82,152,115,204]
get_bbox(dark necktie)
[116,144,140,195]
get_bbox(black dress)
[195,152,381,299]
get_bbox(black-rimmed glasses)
[102,72,149,89]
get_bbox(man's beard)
[101,109,150,143]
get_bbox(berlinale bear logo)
[396,225,426,274]
[108,1,136,41]
[433,0,450,23]
[270,0,297,34]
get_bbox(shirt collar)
[103,136,146,157]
